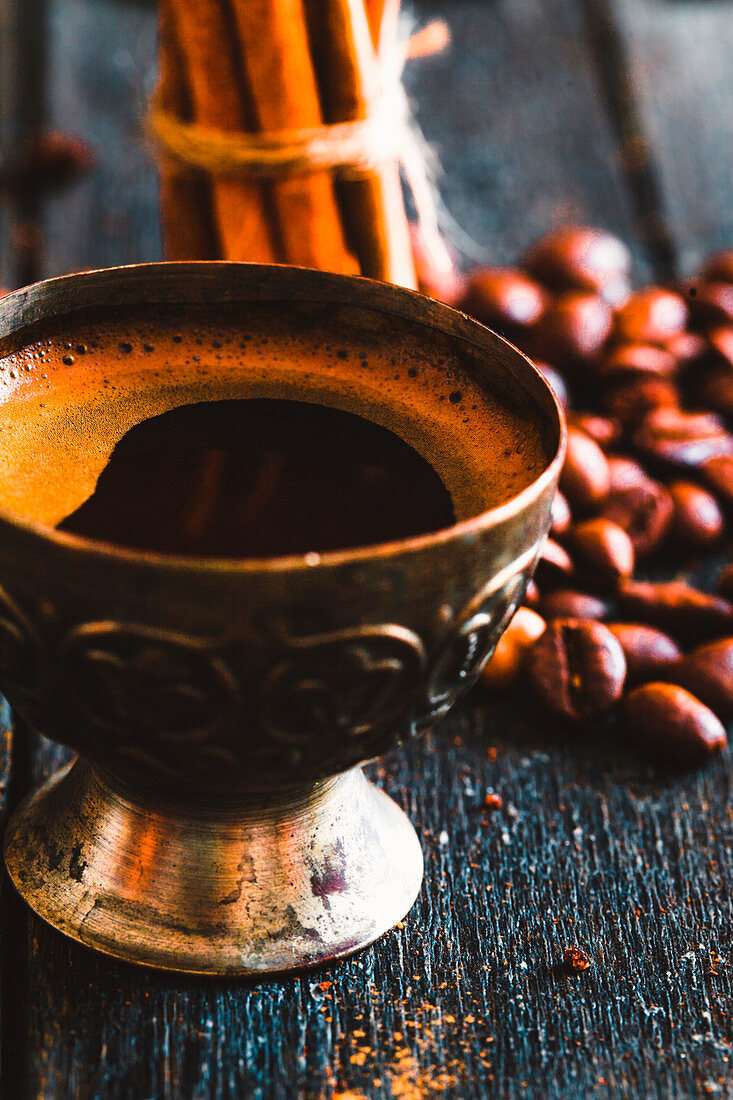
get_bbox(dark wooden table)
[2,1,733,1096]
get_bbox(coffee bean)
[531,292,613,365]
[567,413,621,449]
[717,563,733,601]
[524,580,541,608]
[707,326,733,369]
[409,224,466,306]
[460,268,547,332]
[602,376,680,424]
[614,288,688,345]
[633,407,733,468]
[535,362,569,409]
[481,607,546,691]
[525,618,626,721]
[534,538,575,589]
[622,683,726,765]
[550,490,572,537]
[522,226,631,299]
[599,481,673,558]
[606,623,681,684]
[672,638,733,721]
[606,456,654,493]
[668,480,724,548]
[560,428,611,511]
[617,580,733,644]
[703,251,733,284]
[599,343,678,380]
[662,330,707,366]
[700,453,733,507]
[565,518,635,589]
[540,589,609,621]
[685,280,733,329]
[696,369,733,419]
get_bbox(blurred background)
[1,0,732,289]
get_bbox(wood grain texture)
[403,0,651,278]
[40,0,162,276]
[22,712,733,1098]
[600,0,733,277]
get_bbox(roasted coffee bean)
[565,518,635,589]
[460,268,547,332]
[717,563,733,601]
[671,638,733,721]
[613,288,688,345]
[685,280,733,329]
[599,343,678,380]
[606,456,654,493]
[524,580,541,608]
[662,330,707,366]
[622,683,727,765]
[696,369,733,419]
[410,224,466,306]
[550,489,572,536]
[523,226,631,300]
[567,413,621,449]
[540,589,609,621]
[633,407,733,468]
[525,618,626,721]
[602,376,680,424]
[700,453,733,507]
[535,362,569,409]
[617,580,733,644]
[534,538,575,588]
[481,607,546,691]
[606,623,681,684]
[703,251,733,284]
[706,326,733,369]
[531,292,613,365]
[668,480,724,548]
[560,428,611,510]
[0,132,94,196]
[599,481,673,558]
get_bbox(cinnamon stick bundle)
[229,0,359,274]
[305,0,416,287]
[167,0,277,262]
[158,0,416,287]
[158,0,219,259]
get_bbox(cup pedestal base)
[4,759,423,975]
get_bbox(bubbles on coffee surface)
[0,301,550,536]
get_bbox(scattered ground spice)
[564,945,592,971]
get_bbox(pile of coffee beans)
[423,226,733,766]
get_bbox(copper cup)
[0,264,564,974]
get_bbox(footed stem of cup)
[4,759,423,975]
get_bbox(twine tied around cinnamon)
[149,18,455,272]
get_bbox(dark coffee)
[59,397,455,557]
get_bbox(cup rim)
[0,261,567,574]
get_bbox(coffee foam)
[0,301,549,534]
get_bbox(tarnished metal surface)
[0,263,564,974]
[5,760,423,974]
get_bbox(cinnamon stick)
[158,0,219,259]
[305,0,416,287]
[229,0,359,274]
[365,0,387,47]
[168,0,278,262]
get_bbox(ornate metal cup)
[1,264,564,974]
